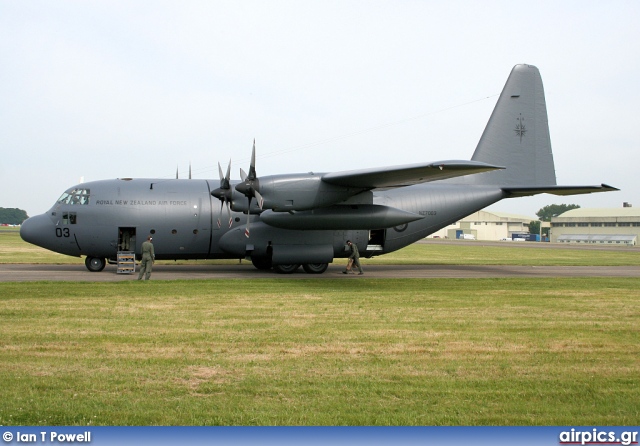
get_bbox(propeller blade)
[216,200,224,228]
[248,139,257,180]
[214,160,234,227]
[244,197,252,238]
[234,139,264,220]
[254,190,264,210]
[224,160,231,187]
[216,196,233,228]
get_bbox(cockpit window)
[57,188,90,205]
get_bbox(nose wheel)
[85,256,106,272]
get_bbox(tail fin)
[467,64,557,187]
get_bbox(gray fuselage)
[20,177,505,265]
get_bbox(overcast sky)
[1,1,638,218]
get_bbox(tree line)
[529,204,580,235]
[0,208,29,225]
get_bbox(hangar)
[550,207,640,246]
[429,210,535,241]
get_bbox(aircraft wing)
[502,184,619,198]
[321,160,503,189]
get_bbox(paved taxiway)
[1,263,639,282]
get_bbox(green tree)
[536,204,580,222]
[0,207,29,225]
[529,220,541,235]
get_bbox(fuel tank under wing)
[260,204,423,230]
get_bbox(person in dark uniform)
[120,230,131,251]
[343,240,363,275]
[137,236,155,280]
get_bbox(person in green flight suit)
[343,239,364,275]
[137,235,155,280]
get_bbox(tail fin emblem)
[515,113,527,142]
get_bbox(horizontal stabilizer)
[322,160,503,189]
[503,184,619,198]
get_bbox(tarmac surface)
[1,262,639,282]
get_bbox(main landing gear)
[251,257,329,274]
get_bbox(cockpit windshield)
[57,188,91,205]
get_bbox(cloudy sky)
[1,1,638,218]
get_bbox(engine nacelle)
[230,173,364,213]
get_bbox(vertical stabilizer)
[467,64,557,186]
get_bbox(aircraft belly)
[271,244,334,265]
[218,222,349,262]
[376,184,505,253]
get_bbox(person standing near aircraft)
[137,236,155,280]
[343,240,363,275]
[120,230,131,251]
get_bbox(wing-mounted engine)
[231,140,364,212]
[245,173,364,212]
[215,140,367,237]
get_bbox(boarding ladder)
[116,251,136,274]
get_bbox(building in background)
[550,205,639,246]
[429,210,535,241]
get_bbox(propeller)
[235,139,264,238]
[211,160,233,229]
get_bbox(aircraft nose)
[20,214,53,248]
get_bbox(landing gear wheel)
[251,257,273,271]
[85,256,106,272]
[302,263,329,274]
[272,264,300,274]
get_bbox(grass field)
[1,278,639,425]
[1,229,639,425]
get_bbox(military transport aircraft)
[20,64,617,274]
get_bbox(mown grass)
[366,242,640,266]
[1,278,639,425]
[0,228,80,264]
